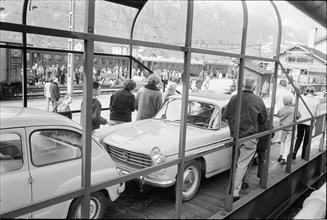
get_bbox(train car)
[0,45,133,99]
[0,43,36,99]
[30,51,130,76]
[138,56,204,77]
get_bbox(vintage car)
[0,106,125,218]
[97,93,254,201]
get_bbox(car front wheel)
[181,160,201,201]
[67,191,107,219]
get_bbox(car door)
[0,128,32,218]
[26,126,83,218]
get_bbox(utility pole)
[67,0,75,95]
[258,32,262,57]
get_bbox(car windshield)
[155,98,221,129]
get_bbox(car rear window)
[0,133,23,173]
[30,129,82,166]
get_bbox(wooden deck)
[106,134,325,219]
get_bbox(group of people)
[81,73,179,131]
[32,63,68,85]
[44,76,73,115]
[222,77,321,202]
[274,79,321,164]
[194,70,213,91]
[47,71,321,204]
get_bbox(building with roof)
[278,44,326,85]
[232,59,273,96]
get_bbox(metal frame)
[0,0,326,219]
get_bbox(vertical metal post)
[224,1,248,212]
[286,94,299,173]
[304,119,315,161]
[81,0,95,218]
[67,0,75,95]
[261,1,283,187]
[174,0,194,218]
[22,0,28,107]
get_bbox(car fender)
[55,168,121,200]
[32,168,122,219]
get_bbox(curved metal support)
[174,1,194,218]
[260,0,283,187]
[129,9,142,79]
[225,0,248,212]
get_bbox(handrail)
[1,0,326,218]
[1,99,326,218]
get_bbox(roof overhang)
[287,1,326,27]
[105,0,147,10]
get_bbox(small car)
[96,93,238,201]
[0,106,125,218]
[97,93,279,201]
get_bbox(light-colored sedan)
[0,106,124,218]
[97,93,238,201]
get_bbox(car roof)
[168,92,232,106]
[0,106,81,129]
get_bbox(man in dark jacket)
[109,79,136,124]
[223,77,268,202]
[50,76,60,112]
[80,81,116,130]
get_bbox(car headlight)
[151,147,165,164]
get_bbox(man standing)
[80,81,116,131]
[50,76,60,112]
[109,79,136,124]
[74,68,81,85]
[44,78,53,111]
[223,77,268,202]
[293,86,320,160]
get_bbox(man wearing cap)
[293,86,320,160]
[109,79,136,124]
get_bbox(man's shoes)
[292,153,296,160]
[233,196,240,202]
[277,155,282,163]
[280,159,286,165]
[241,182,249,190]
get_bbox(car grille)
[107,144,153,169]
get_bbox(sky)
[208,0,325,39]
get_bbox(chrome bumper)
[117,168,176,188]
[118,181,125,194]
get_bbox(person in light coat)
[44,78,53,111]
[136,74,162,120]
[293,86,320,160]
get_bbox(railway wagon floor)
[105,135,325,219]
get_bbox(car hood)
[102,119,220,154]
